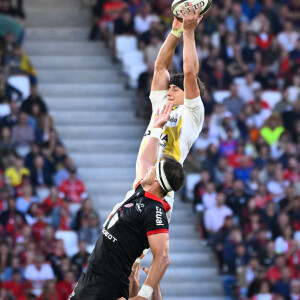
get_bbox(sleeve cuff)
[146,229,169,236]
[134,179,143,190]
[184,96,201,108]
[150,90,168,102]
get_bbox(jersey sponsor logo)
[169,117,177,123]
[160,134,168,148]
[124,203,134,208]
[102,228,118,242]
[161,134,168,142]
[156,206,164,226]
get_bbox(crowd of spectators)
[89,0,300,299]
[0,1,101,299]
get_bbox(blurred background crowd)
[89,0,300,299]
[0,0,300,299]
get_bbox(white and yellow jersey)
[137,89,205,165]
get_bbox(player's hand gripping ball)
[172,0,212,19]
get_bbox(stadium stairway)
[23,0,224,299]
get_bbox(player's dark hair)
[162,156,185,195]
[170,73,205,97]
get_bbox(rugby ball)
[172,0,212,18]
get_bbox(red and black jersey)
[87,183,170,287]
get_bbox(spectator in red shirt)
[46,239,67,281]
[58,198,72,230]
[267,254,286,284]
[286,240,300,276]
[42,186,63,229]
[57,270,76,300]
[32,209,47,244]
[2,269,32,300]
[227,143,244,169]
[0,242,12,279]
[283,156,300,184]
[37,279,62,300]
[40,225,57,256]
[256,23,273,50]
[249,88,271,110]
[42,186,63,215]
[0,196,26,231]
[59,167,87,204]
[97,0,128,43]
[74,197,98,231]
[253,184,272,209]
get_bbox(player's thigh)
[77,272,128,300]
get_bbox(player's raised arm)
[151,18,183,91]
[136,102,173,181]
[180,3,203,99]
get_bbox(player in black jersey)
[69,102,185,300]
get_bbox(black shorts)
[68,271,129,300]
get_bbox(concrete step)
[86,180,135,196]
[25,10,90,27]
[142,253,213,268]
[71,153,137,167]
[169,225,199,239]
[63,139,141,153]
[38,69,121,84]
[45,97,136,111]
[78,167,136,181]
[52,109,136,123]
[26,0,85,9]
[141,267,219,283]
[56,125,144,140]
[30,56,113,69]
[26,28,90,42]
[39,83,135,97]
[154,282,223,297]
[54,112,140,125]
[46,98,136,112]
[169,237,205,252]
[24,42,108,55]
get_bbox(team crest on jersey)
[136,202,144,212]
[124,203,134,208]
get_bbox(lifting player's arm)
[127,261,163,300]
[143,233,170,293]
[143,267,162,300]
[181,3,203,100]
[136,102,173,181]
[151,18,183,92]
[129,233,169,300]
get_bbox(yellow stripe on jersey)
[162,117,183,161]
